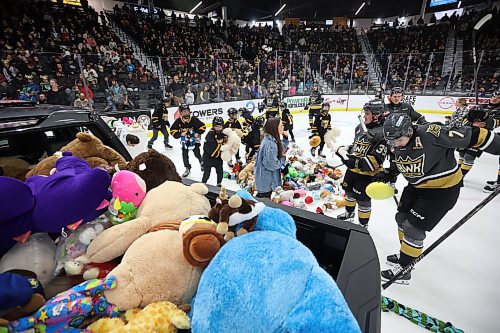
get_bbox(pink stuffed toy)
[109,170,147,225]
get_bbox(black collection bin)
[185,180,381,333]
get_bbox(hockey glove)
[373,170,392,183]
[335,146,357,169]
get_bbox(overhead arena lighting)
[275,3,286,17]
[189,1,203,14]
[457,1,461,8]
[355,2,366,16]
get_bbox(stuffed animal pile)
[1,131,361,333]
[273,143,346,215]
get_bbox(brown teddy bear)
[26,132,127,178]
[126,149,181,191]
[0,157,32,181]
[86,181,219,310]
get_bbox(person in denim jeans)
[254,117,286,199]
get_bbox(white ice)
[147,111,500,333]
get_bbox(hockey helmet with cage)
[254,116,266,128]
[383,113,413,143]
[227,107,238,117]
[179,103,190,120]
[213,116,224,127]
[321,101,330,112]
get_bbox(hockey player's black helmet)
[228,107,238,117]
[254,116,266,128]
[321,101,330,112]
[179,103,190,120]
[363,99,385,118]
[390,86,403,96]
[383,113,413,144]
[466,104,489,123]
[213,116,224,127]
[281,102,287,108]
[238,107,248,115]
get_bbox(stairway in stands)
[358,32,383,91]
[104,13,164,88]
[442,27,457,79]
[449,38,464,92]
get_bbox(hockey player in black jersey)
[310,102,332,158]
[262,81,281,119]
[245,116,265,161]
[148,97,173,150]
[306,82,323,130]
[335,100,388,228]
[385,86,427,193]
[281,102,294,142]
[385,86,427,124]
[379,113,500,284]
[202,116,225,186]
[170,103,206,177]
[458,103,500,178]
[224,107,243,166]
[483,92,500,192]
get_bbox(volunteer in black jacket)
[148,97,173,149]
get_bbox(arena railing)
[3,49,497,111]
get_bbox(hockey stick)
[383,186,500,290]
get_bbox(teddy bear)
[63,255,117,281]
[324,127,342,150]
[126,149,181,191]
[272,186,295,203]
[0,157,32,181]
[88,301,191,333]
[26,132,127,178]
[237,160,254,183]
[86,181,221,310]
[191,191,361,333]
[220,128,241,162]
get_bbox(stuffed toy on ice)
[191,191,361,333]
[26,132,127,178]
[220,128,241,162]
[0,154,111,255]
[86,181,224,310]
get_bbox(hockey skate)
[310,148,316,157]
[381,265,411,285]
[147,144,153,149]
[337,211,355,222]
[484,181,500,193]
[236,158,242,164]
[198,158,204,172]
[318,150,326,158]
[182,168,191,177]
[228,161,234,168]
[165,142,173,149]
[386,253,400,266]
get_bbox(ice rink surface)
[148,111,500,333]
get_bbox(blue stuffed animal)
[191,191,361,333]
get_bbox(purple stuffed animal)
[0,153,112,255]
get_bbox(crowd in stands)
[1,0,498,109]
[0,0,161,109]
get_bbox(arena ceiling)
[148,0,491,20]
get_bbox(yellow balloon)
[366,182,395,200]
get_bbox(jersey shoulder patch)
[426,124,442,137]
